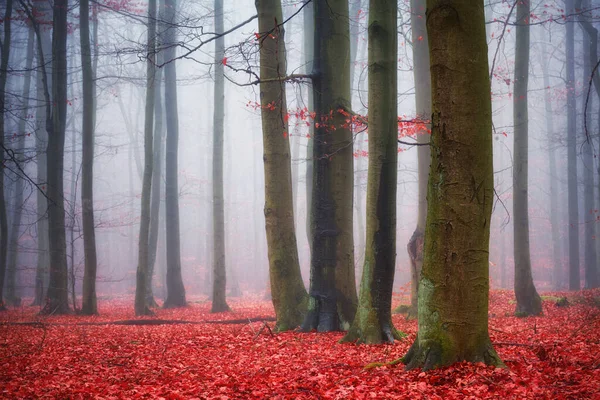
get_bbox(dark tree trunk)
[80,0,99,315]
[302,0,357,332]
[162,0,186,308]
[42,0,71,315]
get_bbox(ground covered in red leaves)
[1,290,599,399]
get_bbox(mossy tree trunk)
[403,0,503,371]
[341,0,400,344]
[407,0,431,320]
[211,0,229,313]
[80,0,100,315]
[42,0,71,315]
[301,0,357,332]
[134,0,157,316]
[163,0,187,308]
[255,0,308,331]
[565,0,580,291]
[512,0,542,317]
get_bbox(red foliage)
[1,290,599,399]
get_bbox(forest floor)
[1,289,599,399]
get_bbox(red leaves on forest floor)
[1,290,599,399]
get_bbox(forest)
[1,0,599,398]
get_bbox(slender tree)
[41,0,70,314]
[302,0,357,332]
[512,0,542,316]
[5,26,34,307]
[255,0,308,330]
[211,0,229,312]
[134,0,157,316]
[162,0,186,308]
[341,0,400,344]
[79,0,99,315]
[403,0,503,370]
[0,0,13,311]
[406,0,431,319]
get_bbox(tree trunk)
[256,0,308,331]
[403,0,503,370]
[0,0,13,311]
[79,0,99,315]
[31,0,52,307]
[210,0,229,313]
[512,0,541,316]
[134,0,157,316]
[407,0,431,320]
[304,1,314,255]
[162,0,187,308]
[302,0,357,332]
[147,54,164,308]
[5,26,34,307]
[341,0,400,344]
[42,0,70,315]
[565,0,580,291]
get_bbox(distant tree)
[565,0,580,291]
[341,0,400,344]
[406,0,431,320]
[403,0,503,370]
[211,0,229,313]
[163,0,187,308]
[134,0,157,316]
[0,0,14,310]
[42,0,70,314]
[255,0,308,331]
[301,0,357,332]
[5,26,34,307]
[512,0,542,316]
[80,0,100,315]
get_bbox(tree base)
[515,296,542,317]
[210,301,231,313]
[301,308,340,332]
[402,336,505,371]
[146,296,160,308]
[134,306,155,317]
[340,319,403,344]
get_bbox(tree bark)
[341,0,400,344]
[79,0,99,315]
[42,0,70,315]
[5,26,34,307]
[256,0,309,331]
[565,0,580,291]
[162,0,187,308]
[210,0,229,313]
[403,0,503,370]
[512,0,542,316]
[304,1,314,255]
[302,0,357,332]
[134,0,157,316]
[407,0,431,320]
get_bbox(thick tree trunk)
[407,0,431,320]
[256,0,308,331]
[302,0,357,332]
[341,0,400,344]
[512,0,541,316]
[210,0,229,313]
[0,0,13,311]
[565,0,580,291]
[162,0,186,308]
[5,27,34,307]
[403,0,503,370]
[79,0,99,315]
[304,1,314,255]
[42,0,70,315]
[134,0,157,316]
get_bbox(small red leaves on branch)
[222,57,228,66]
